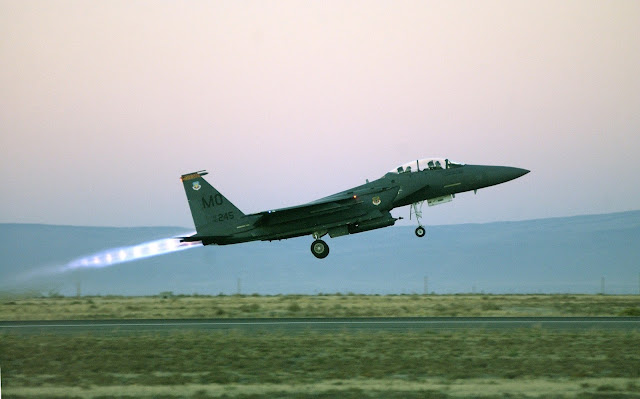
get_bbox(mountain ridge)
[1,210,639,296]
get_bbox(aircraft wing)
[247,185,398,226]
[179,193,365,245]
[247,192,360,222]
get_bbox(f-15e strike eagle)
[180,158,529,258]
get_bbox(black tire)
[415,226,426,237]
[311,239,330,259]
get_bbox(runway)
[1,317,639,334]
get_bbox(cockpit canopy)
[388,158,464,174]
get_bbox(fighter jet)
[180,158,529,258]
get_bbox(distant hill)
[1,211,639,296]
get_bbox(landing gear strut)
[411,201,426,238]
[311,239,329,259]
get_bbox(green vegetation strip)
[4,378,640,399]
[2,329,639,398]
[2,294,640,320]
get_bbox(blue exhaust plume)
[61,232,200,272]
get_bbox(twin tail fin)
[180,171,245,236]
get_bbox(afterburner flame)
[62,233,200,272]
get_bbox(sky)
[1,0,639,228]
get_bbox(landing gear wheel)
[415,226,426,237]
[311,239,330,259]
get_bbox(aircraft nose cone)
[462,164,530,191]
[491,166,530,184]
[510,167,530,179]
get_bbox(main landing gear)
[311,239,329,259]
[310,231,330,259]
[411,201,427,238]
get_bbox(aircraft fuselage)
[180,159,529,258]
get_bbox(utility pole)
[423,276,428,295]
[600,277,605,295]
[76,281,81,298]
[237,277,241,295]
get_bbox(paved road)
[1,317,639,334]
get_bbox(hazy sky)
[1,1,639,228]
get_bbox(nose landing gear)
[411,201,427,238]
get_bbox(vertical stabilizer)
[180,171,245,236]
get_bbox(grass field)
[2,328,640,398]
[1,293,639,320]
[2,295,639,398]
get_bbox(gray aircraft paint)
[180,159,529,258]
